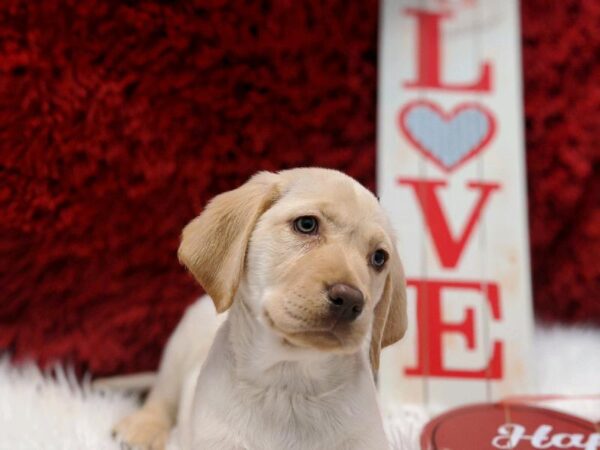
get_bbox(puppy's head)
[178,168,407,370]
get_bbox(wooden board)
[377,0,535,410]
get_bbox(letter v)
[398,178,500,268]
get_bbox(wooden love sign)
[377,0,534,408]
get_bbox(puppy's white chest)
[177,316,389,450]
[192,377,379,450]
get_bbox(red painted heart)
[421,403,599,450]
[399,100,496,173]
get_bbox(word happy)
[492,424,600,450]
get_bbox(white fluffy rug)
[1,325,598,450]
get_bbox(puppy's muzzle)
[327,283,364,322]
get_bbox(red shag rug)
[0,0,598,376]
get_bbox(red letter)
[399,179,500,268]
[404,8,492,92]
[405,279,503,379]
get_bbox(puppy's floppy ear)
[369,246,407,373]
[178,171,280,313]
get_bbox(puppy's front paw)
[113,405,171,450]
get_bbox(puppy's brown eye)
[370,249,388,270]
[293,216,318,234]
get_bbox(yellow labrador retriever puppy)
[113,168,407,450]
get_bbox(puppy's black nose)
[327,283,364,321]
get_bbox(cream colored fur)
[112,168,407,450]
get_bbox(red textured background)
[0,1,598,376]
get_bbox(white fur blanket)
[1,325,598,450]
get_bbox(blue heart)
[403,104,492,170]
